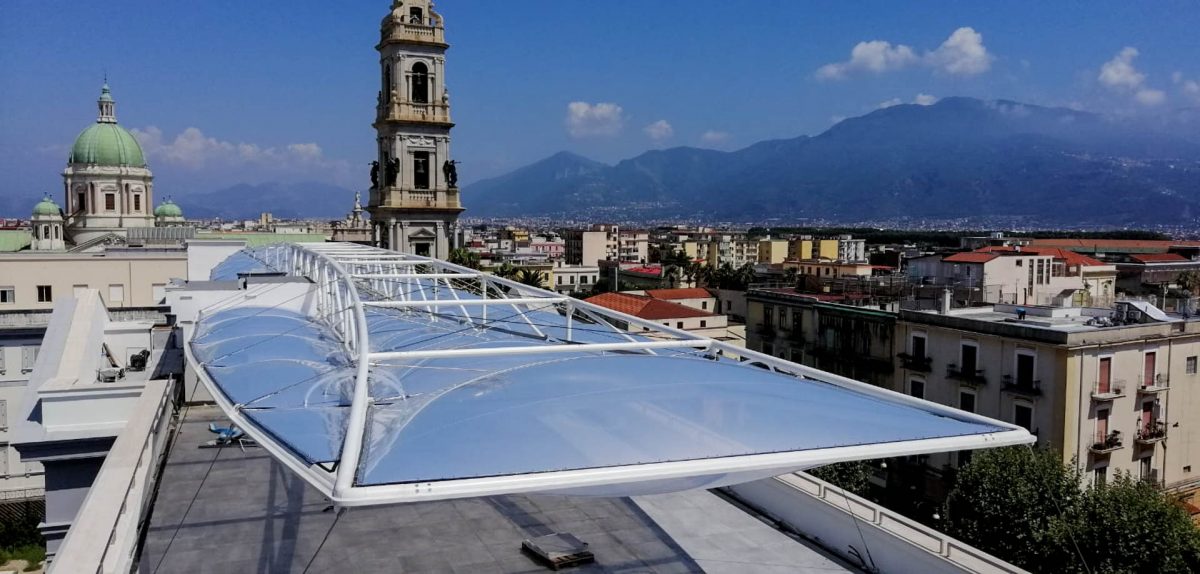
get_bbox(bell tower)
[368,0,463,258]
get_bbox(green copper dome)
[154,199,183,218]
[70,123,146,167]
[32,196,61,216]
[68,84,147,168]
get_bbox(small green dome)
[155,200,183,218]
[32,196,61,216]
[70,122,146,167]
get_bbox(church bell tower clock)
[368,0,463,258]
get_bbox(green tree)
[514,268,547,288]
[493,261,517,279]
[941,447,1084,569]
[448,247,481,270]
[942,447,1200,573]
[809,461,873,494]
[1046,474,1200,574]
[1177,270,1200,294]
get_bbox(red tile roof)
[1130,253,1189,263]
[584,292,715,320]
[975,246,1107,267]
[943,252,999,263]
[644,288,714,300]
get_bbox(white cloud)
[1097,47,1168,107]
[1184,80,1200,97]
[565,102,625,138]
[876,98,903,109]
[927,27,992,75]
[1098,47,1146,89]
[1173,71,1184,84]
[817,27,991,80]
[913,93,939,105]
[699,130,730,145]
[643,119,674,142]
[1135,88,1166,106]
[131,126,352,184]
[816,40,919,80]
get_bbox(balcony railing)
[947,363,986,385]
[381,22,447,45]
[1089,430,1123,454]
[897,352,932,372]
[1091,379,1126,401]
[1002,375,1042,396]
[1135,420,1167,444]
[1136,374,1169,394]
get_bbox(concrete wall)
[0,253,186,311]
[728,473,1028,574]
[185,240,247,281]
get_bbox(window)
[557,276,563,285]
[105,193,116,211]
[1016,351,1036,387]
[581,275,588,285]
[0,287,13,304]
[1094,465,1107,487]
[1188,356,1198,375]
[413,151,431,189]
[700,320,707,328]
[909,379,925,399]
[701,301,708,310]
[793,312,802,333]
[133,195,141,211]
[959,390,976,413]
[1140,456,1154,481]
[911,334,926,359]
[108,284,125,303]
[676,322,683,329]
[0,350,5,374]
[36,285,52,303]
[1096,408,1109,440]
[763,305,773,327]
[960,341,978,373]
[1014,403,1033,431]
[21,346,38,373]
[411,62,430,103]
[0,399,6,429]
[778,307,787,329]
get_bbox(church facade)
[368,0,463,258]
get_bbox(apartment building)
[584,291,729,340]
[788,235,867,263]
[757,239,789,264]
[0,249,187,311]
[564,224,648,265]
[909,247,1117,307]
[784,259,878,278]
[898,301,1199,492]
[745,288,896,389]
[550,263,600,294]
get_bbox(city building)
[642,287,719,314]
[909,247,1117,307]
[564,224,617,265]
[785,259,880,278]
[550,262,600,294]
[757,238,789,264]
[897,301,1200,493]
[0,249,186,311]
[788,235,867,263]
[1114,252,1200,298]
[585,291,729,339]
[367,0,464,257]
[745,288,897,389]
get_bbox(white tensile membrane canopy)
[190,243,1034,507]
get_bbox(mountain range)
[466,97,1200,224]
[174,181,356,220]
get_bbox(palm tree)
[494,261,517,279]
[683,261,700,287]
[736,263,757,289]
[514,268,547,288]
[448,247,481,270]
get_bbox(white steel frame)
[191,242,1036,508]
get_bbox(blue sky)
[2,0,1199,206]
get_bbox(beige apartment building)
[565,224,648,265]
[788,235,867,263]
[757,239,789,264]
[898,302,1199,493]
[0,250,187,311]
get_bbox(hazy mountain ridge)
[467,97,1200,223]
[175,181,356,220]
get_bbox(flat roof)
[139,407,851,573]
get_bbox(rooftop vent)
[521,533,594,570]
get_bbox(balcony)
[1090,379,1126,401]
[1135,421,1167,445]
[1002,375,1042,396]
[381,21,447,46]
[947,363,987,385]
[378,101,453,124]
[897,352,932,373]
[375,188,462,210]
[1089,430,1123,454]
[1136,374,1169,395]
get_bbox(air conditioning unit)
[98,367,125,383]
